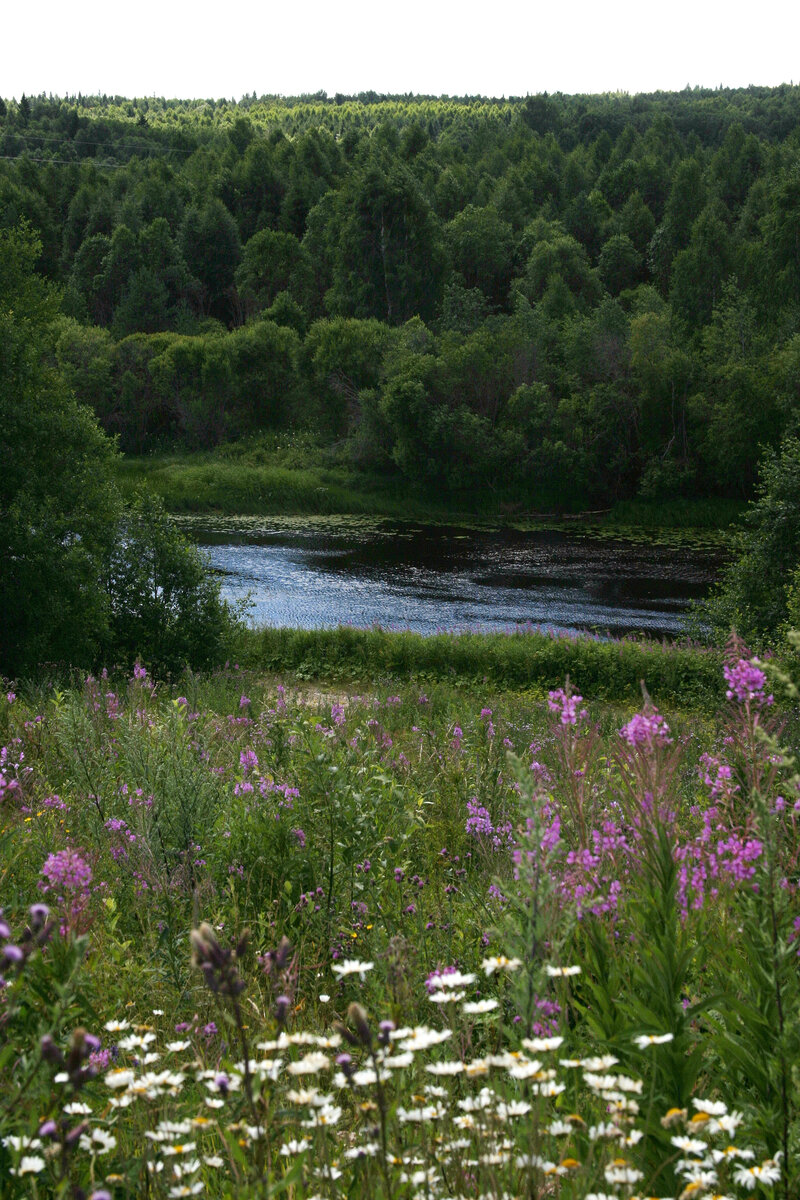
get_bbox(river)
[181,515,728,639]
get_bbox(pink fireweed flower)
[724,658,773,706]
[239,749,258,773]
[40,848,92,893]
[465,799,515,849]
[619,707,671,749]
[547,689,587,726]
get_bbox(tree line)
[3,87,800,509]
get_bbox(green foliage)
[0,223,121,677]
[705,436,800,643]
[105,491,242,676]
[8,86,800,512]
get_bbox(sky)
[3,0,799,101]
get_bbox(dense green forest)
[4,86,800,508]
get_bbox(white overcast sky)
[4,0,799,101]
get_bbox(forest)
[3,85,800,509]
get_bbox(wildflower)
[286,1052,330,1076]
[427,968,476,989]
[661,1107,688,1128]
[463,999,499,1014]
[633,1032,674,1048]
[507,1059,543,1080]
[604,1160,644,1185]
[582,1054,618,1070]
[496,1100,532,1118]
[300,1104,342,1127]
[715,1111,744,1134]
[523,1035,564,1052]
[724,659,772,706]
[166,1040,191,1052]
[426,1060,464,1075]
[482,955,522,975]
[430,989,465,1004]
[331,959,373,980]
[40,848,92,892]
[712,1147,755,1163]
[397,1103,447,1123]
[545,964,581,977]
[620,707,672,748]
[692,1098,728,1117]
[733,1159,782,1188]
[395,1027,452,1052]
[280,1138,312,1155]
[672,1136,709,1155]
[548,688,587,725]
[2,1137,43,1152]
[678,1171,719,1198]
[11,1156,47,1176]
[105,1068,136,1089]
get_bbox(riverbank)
[236,624,725,709]
[113,442,746,533]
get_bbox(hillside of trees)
[4,86,800,509]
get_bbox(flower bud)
[347,1002,371,1047]
[275,995,290,1027]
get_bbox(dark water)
[183,516,727,639]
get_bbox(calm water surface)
[183,516,728,639]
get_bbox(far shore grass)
[114,443,747,532]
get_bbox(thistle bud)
[275,995,290,1027]
[347,1002,371,1047]
[333,1020,360,1047]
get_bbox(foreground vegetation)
[2,645,798,1197]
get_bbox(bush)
[105,491,243,676]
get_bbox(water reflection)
[181,516,725,639]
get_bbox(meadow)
[1,639,798,1199]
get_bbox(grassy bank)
[114,441,746,531]
[238,625,725,710]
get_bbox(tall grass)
[1,651,797,1197]
[242,625,725,709]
